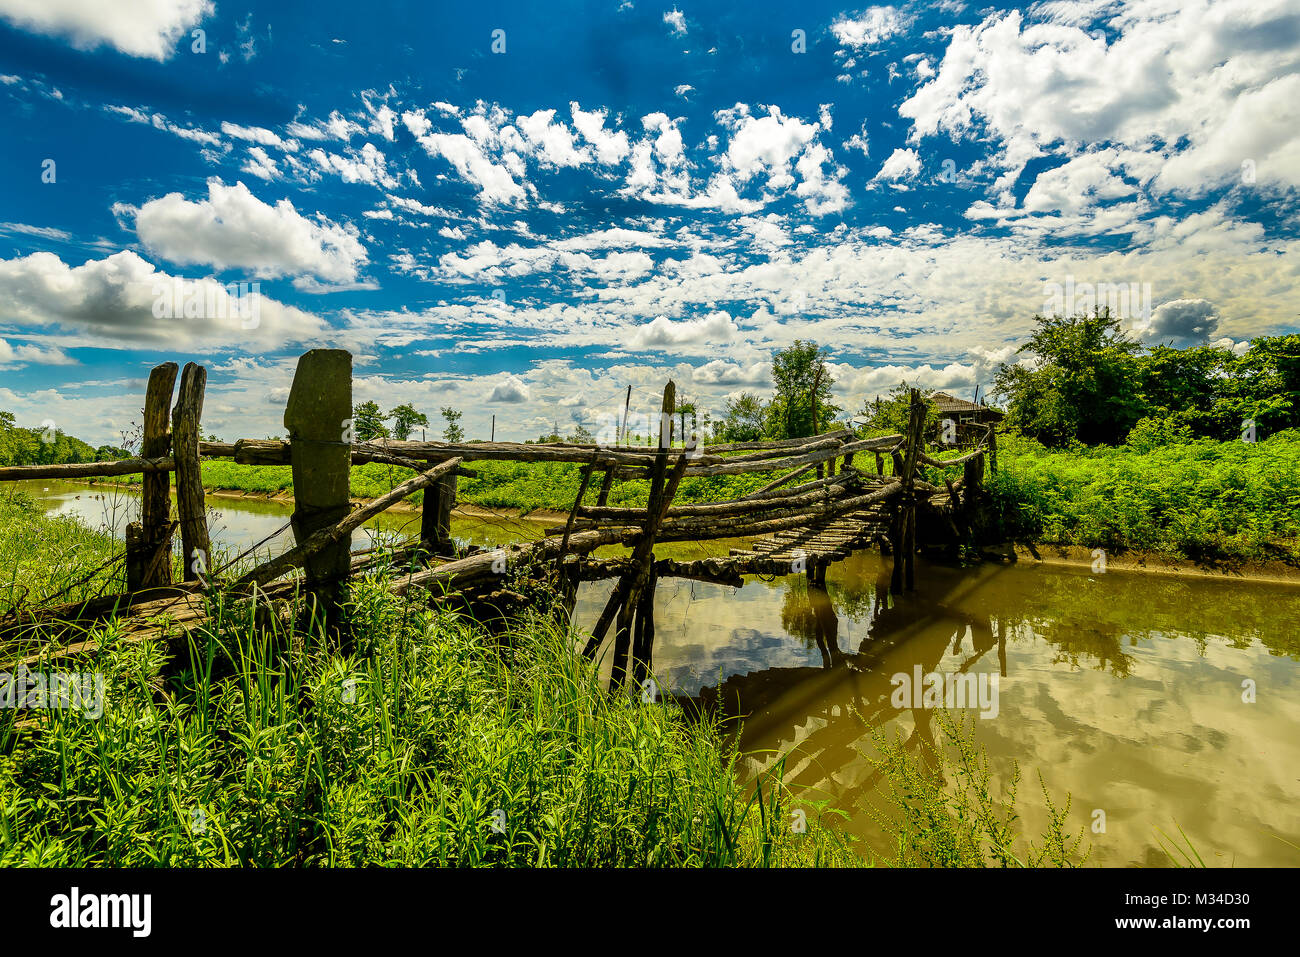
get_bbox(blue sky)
[1,0,1298,446]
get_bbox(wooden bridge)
[0,349,995,693]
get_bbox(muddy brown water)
[19,480,1300,866]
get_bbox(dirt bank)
[979,542,1300,586]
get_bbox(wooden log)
[0,457,176,481]
[700,428,855,454]
[283,349,353,628]
[630,566,656,689]
[987,425,998,475]
[874,451,884,476]
[576,473,855,521]
[595,467,614,506]
[420,472,457,558]
[743,461,817,498]
[171,362,209,582]
[128,363,178,590]
[237,457,462,589]
[581,574,631,659]
[611,384,687,691]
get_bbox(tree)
[856,383,942,439]
[352,401,390,441]
[992,309,1144,446]
[388,403,429,441]
[567,423,594,444]
[768,340,840,439]
[718,393,767,442]
[440,407,464,443]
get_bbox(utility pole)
[620,384,631,446]
[491,414,495,442]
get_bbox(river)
[17,479,1300,866]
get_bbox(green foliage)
[387,403,429,441]
[994,320,1300,447]
[0,413,99,467]
[1126,414,1194,453]
[0,576,853,867]
[718,392,767,442]
[440,407,464,444]
[768,340,841,439]
[980,431,1300,563]
[351,401,390,441]
[993,310,1144,446]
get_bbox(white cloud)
[570,104,631,164]
[0,249,325,347]
[663,8,687,35]
[489,375,530,403]
[899,1,1300,202]
[831,6,911,48]
[628,311,738,349]
[0,0,212,59]
[874,147,921,181]
[129,179,368,286]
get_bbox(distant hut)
[930,392,1004,426]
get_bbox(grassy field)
[981,432,1300,564]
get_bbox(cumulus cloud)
[899,1,1300,202]
[831,6,911,48]
[628,311,738,349]
[663,8,686,35]
[489,375,530,402]
[692,359,768,385]
[128,179,368,287]
[1137,298,1220,346]
[874,147,921,182]
[0,0,212,59]
[0,249,325,347]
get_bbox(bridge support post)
[172,362,210,583]
[284,349,353,634]
[126,362,178,592]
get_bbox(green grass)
[0,574,858,866]
[976,431,1300,564]
[0,490,126,613]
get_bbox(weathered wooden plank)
[172,362,209,582]
[0,457,175,481]
[283,349,353,628]
[128,363,178,590]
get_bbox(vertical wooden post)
[874,451,884,476]
[172,362,209,582]
[595,467,614,506]
[620,385,632,446]
[490,414,495,442]
[986,424,998,475]
[127,362,178,591]
[630,566,657,690]
[284,349,352,631]
[891,389,925,594]
[421,473,457,558]
[611,381,675,692]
